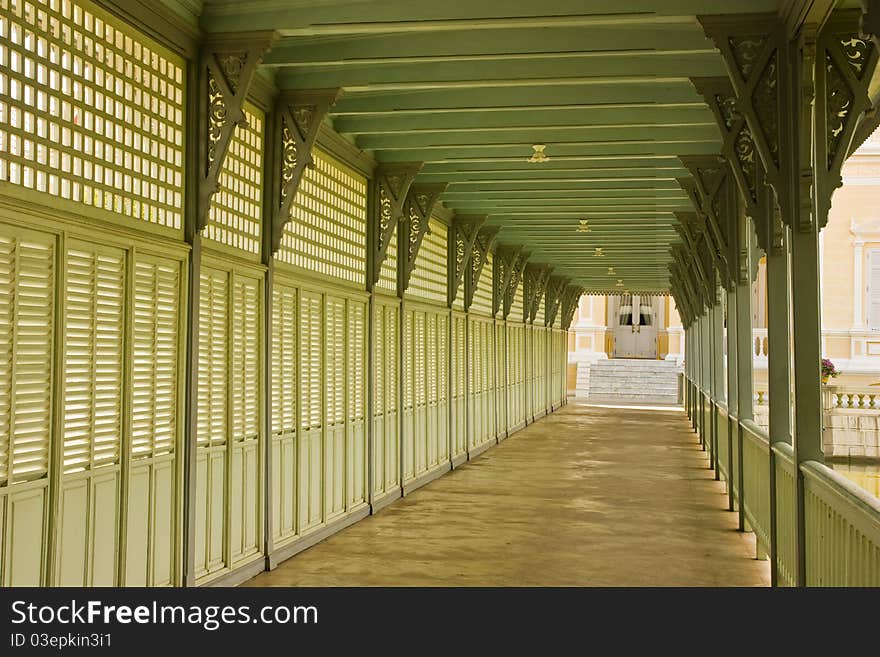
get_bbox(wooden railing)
[802,461,880,586]
[686,375,880,587]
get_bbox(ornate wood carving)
[197,32,277,233]
[463,226,500,312]
[670,245,705,314]
[523,264,552,324]
[699,16,788,220]
[504,251,530,320]
[447,214,486,306]
[270,88,341,255]
[673,211,711,299]
[493,245,521,317]
[397,183,448,295]
[679,156,734,289]
[560,285,585,331]
[545,276,568,327]
[814,11,878,226]
[690,76,777,254]
[367,163,422,291]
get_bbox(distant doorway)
[611,294,658,359]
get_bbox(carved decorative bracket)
[367,163,422,291]
[699,15,786,210]
[698,14,864,235]
[690,76,778,257]
[814,11,878,226]
[545,276,568,327]
[493,245,521,317]
[560,285,585,331]
[463,226,500,312]
[504,251,530,320]
[679,156,734,289]
[270,88,341,255]
[447,214,486,306]
[669,275,695,327]
[674,211,711,299]
[397,183,448,295]
[197,31,277,234]
[523,264,553,324]
[670,246,704,315]
[691,77,764,214]
[667,272,692,327]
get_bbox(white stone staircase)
[586,358,682,405]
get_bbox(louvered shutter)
[132,256,179,458]
[438,315,448,402]
[197,269,228,447]
[271,285,297,436]
[300,291,323,431]
[63,243,125,474]
[348,301,365,422]
[404,311,413,411]
[0,229,54,483]
[326,296,346,426]
[374,306,385,417]
[386,305,397,414]
[427,313,437,405]
[869,250,880,330]
[232,275,260,442]
[415,312,426,408]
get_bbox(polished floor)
[246,402,771,587]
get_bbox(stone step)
[583,357,682,404]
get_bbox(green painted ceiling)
[186,0,792,293]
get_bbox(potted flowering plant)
[821,358,839,385]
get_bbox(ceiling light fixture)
[527,144,549,163]
[576,219,591,233]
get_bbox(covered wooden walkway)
[246,403,770,587]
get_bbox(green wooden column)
[734,203,754,533]
[697,312,705,447]
[701,309,711,451]
[686,325,695,425]
[780,31,823,588]
[709,303,717,464]
[725,280,738,504]
[711,291,725,473]
[765,211,791,588]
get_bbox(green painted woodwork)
[159,0,785,292]
[3,0,879,589]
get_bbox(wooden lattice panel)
[0,0,185,231]
[376,225,396,293]
[406,217,447,305]
[204,104,263,258]
[278,148,367,286]
[470,251,493,317]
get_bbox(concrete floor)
[246,402,771,587]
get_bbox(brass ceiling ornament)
[527,143,549,163]
[616,279,625,288]
[576,219,591,233]
[594,247,604,257]
[607,266,615,275]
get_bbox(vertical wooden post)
[726,280,738,501]
[766,212,791,587]
[181,56,201,588]
[712,294,725,473]
[780,32,823,587]
[735,204,754,533]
